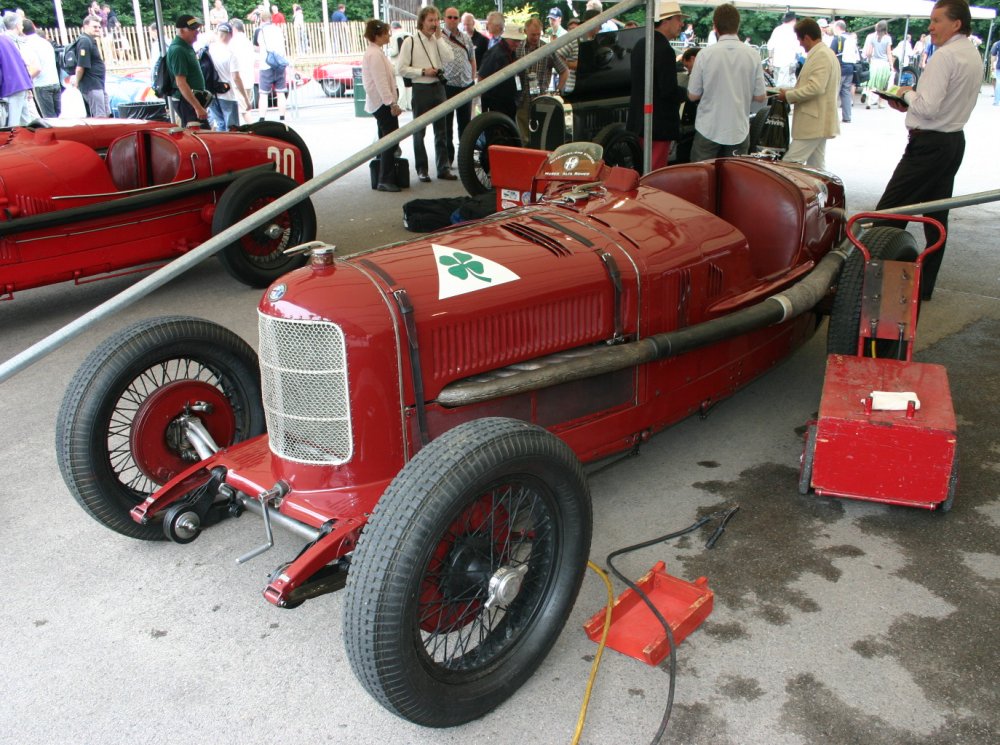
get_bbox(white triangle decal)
[432,244,520,300]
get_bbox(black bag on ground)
[754,98,790,156]
[369,157,411,189]
[402,193,499,232]
[452,192,498,223]
[402,197,469,232]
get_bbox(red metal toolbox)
[803,354,958,510]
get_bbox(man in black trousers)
[874,0,981,300]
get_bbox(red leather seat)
[639,162,717,213]
[105,132,144,191]
[149,133,181,184]
[716,159,804,280]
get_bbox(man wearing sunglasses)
[441,7,476,170]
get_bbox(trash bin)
[117,101,169,121]
[352,67,370,118]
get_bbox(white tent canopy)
[679,1,996,20]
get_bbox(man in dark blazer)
[626,1,687,170]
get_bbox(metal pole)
[0,2,640,386]
[869,189,1000,217]
[643,0,654,174]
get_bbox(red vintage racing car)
[58,146,914,727]
[0,118,316,299]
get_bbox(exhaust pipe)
[438,246,850,408]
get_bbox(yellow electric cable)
[571,560,615,745]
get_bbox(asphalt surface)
[2,82,998,745]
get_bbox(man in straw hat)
[626,0,688,170]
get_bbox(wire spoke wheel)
[57,317,264,539]
[212,171,317,288]
[344,417,591,727]
[416,481,556,671]
[458,112,522,195]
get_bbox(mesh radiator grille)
[257,313,352,465]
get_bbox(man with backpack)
[167,14,209,126]
[69,14,109,117]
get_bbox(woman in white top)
[863,20,894,108]
[362,19,403,191]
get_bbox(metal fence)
[42,21,416,72]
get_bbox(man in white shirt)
[396,5,455,181]
[229,19,256,123]
[830,20,858,123]
[768,11,802,87]
[208,23,251,130]
[21,19,60,118]
[874,0,982,300]
[687,3,766,160]
[253,8,288,121]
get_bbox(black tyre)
[56,316,265,540]
[827,227,920,357]
[939,451,958,513]
[343,417,592,727]
[320,78,345,97]
[592,123,641,171]
[458,111,522,196]
[799,424,817,495]
[240,120,314,180]
[212,171,317,288]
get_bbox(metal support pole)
[643,0,655,174]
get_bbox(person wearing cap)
[478,24,523,121]
[626,1,687,171]
[70,13,109,117]
[547,8,566,39]
[777,18,840,171]
[167,14,209,126]
[818,18,833,42]
[687,3,766,161]
[208,22,251,130]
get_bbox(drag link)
[236,481,291,564]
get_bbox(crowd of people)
[1,1,989,294]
